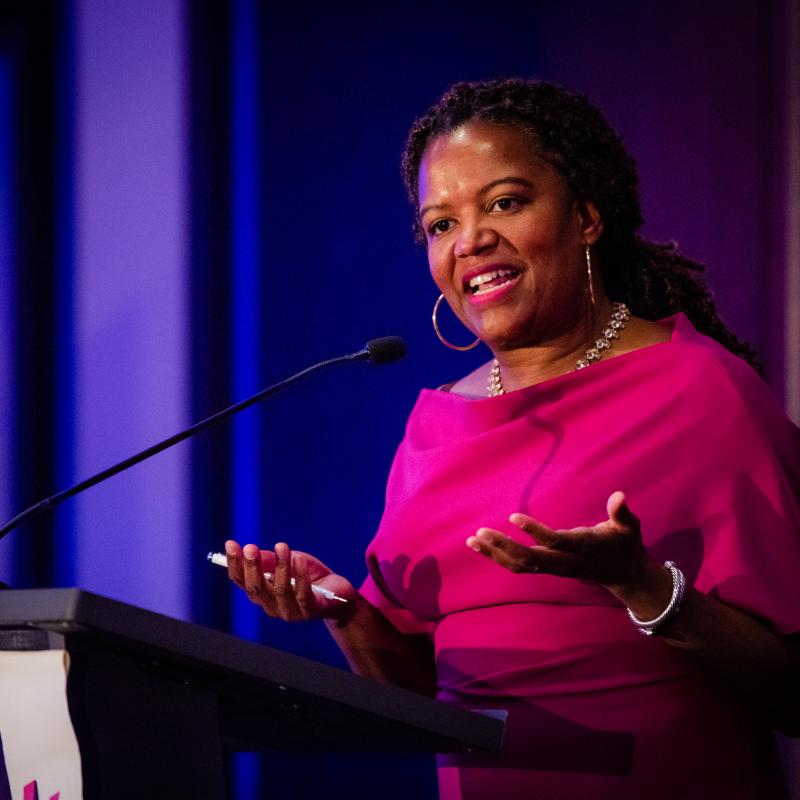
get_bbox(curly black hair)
[401,78,762,373]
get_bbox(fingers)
[606,490,639,530]
[292,553,315,616]
[225,540,246,588]
[225,540,323,621]
[468,495,643,582]
[466,527,553,574]
[271,542,301,619]
[225,540,276,580]
[243,543,274,607]
[508,513,560,546]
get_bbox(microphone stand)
[0,338,404,541]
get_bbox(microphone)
[0,337,406,541]
[358,336,407,366]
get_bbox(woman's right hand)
[224,540,356,621]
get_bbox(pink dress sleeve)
[675,341,800,635]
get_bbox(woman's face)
[418,121,602,351]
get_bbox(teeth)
[468,268,515,290]
[474,278,513,296]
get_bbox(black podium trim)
[0,588,504,754]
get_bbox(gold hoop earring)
[585,244,596,306]
[432,294,480,351]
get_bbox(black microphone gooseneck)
[0,336,406,541]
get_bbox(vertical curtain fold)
[0,3,62,587]
[189,0,235,630]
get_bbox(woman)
[226,79,800,799]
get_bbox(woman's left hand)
[469,492,800,731]
[466,490,653,592]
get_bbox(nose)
[453,218,498,258]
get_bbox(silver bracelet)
[626,561,686,636]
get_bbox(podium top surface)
[0,587,504,754]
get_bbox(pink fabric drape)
[362,314,799,799]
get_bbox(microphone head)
[365,336,407,365]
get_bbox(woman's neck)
[492,297,615,392]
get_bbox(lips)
[462,265,521,298]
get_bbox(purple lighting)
[73,0,189,617]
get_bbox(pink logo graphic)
[23,781,59,800]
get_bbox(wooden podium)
[0,589,504,799]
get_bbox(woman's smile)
[463,264,522,305]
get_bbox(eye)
[427,218,453,237]
[489,196,523,213]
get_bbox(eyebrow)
[418,176,535,218]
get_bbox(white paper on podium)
[0,649,83,800]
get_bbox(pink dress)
[361,314,800,799]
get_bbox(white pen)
[207,552,348,603]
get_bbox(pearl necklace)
[487,302,631,397]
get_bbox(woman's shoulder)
[614,316,673,353]
[663,314,764,391]
[658,314,798,445]
[612,313,761,398]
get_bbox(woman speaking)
[225,78,800,799]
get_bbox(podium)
[0,588,504,799]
